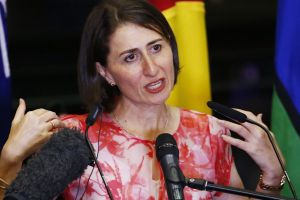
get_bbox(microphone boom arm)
[186,178,293,200]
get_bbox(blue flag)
[271,0,300,196]
[0,0,11,147]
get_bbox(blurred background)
[5,0,277,190]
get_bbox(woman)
[0,0,285,199]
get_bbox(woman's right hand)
[1,98,65,166]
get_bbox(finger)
[46,120,55,131]
[256,113,269,130]
[55,120,66,128]
[12,98,26,124]
[257,113,263,121]
[233,108,256,118]
[234,109,266,133]
[33,108,51,116]
[218,119,250,139]
[39,111,58,123]
[221,134,250,152]
[47,119,66,130]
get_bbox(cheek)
[114,72,141,89]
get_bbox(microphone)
[207,101,247,123]
[85,104,101,127]
[207,101,298,199]
[155,133,185,200]
[4,128,92,200]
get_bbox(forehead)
[109,23,164,51]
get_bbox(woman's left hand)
[218,109,285,184]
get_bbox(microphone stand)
[84,127,114,200]
[84,105,114,200]
[185,178,294,200]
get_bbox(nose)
[142,54,159,76]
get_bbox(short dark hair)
[78,0,179,112]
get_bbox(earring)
[110,82,116,86]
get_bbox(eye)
[124,53,137,62]
[151,44,161,53]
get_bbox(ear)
[95,62,115,84]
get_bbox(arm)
[0,99,65,199]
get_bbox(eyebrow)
[119,38,164,56]
[148,38,163,46]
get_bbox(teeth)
[147,80,162,90]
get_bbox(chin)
[153,92,171,105]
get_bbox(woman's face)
[97,23,174,107]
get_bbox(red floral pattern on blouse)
[61,109,232,200]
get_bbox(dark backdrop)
[6,0,277,191]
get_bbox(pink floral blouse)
[61,109,232,200]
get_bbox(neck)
[111,102,170,140]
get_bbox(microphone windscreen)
[207,101,247,123]
[5,128,92,200]
[155,133,179,161]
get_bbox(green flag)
[271,0,300,196]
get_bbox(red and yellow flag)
[149,0,211,114]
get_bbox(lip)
[144,78,166,94]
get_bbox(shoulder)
[180,108,207,119]
[178,108,228,136]
[60,113,88,131]
[59,113,113,132]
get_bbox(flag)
[0,0,11,147]
[149,0,211,114]
[271,0,300,195]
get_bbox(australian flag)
[0,0,11,147]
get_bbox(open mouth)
[145,78,165,93]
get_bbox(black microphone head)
[5,128,92,200]
[155,134,185,200]
[85,104,102,127]
[207,101,247,123]
[155,133,179,162]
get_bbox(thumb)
[12,98,26,124]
